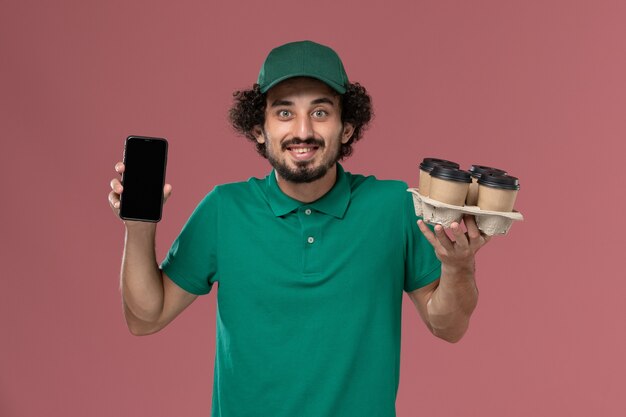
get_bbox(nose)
[294,114,314,139]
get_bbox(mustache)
[281,138,325,151]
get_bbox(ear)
[341,123,355,144]
[253,125,265,144]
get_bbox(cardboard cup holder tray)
[407,188,523,236]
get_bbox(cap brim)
[260,73,346,94]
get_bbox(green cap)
[257,40,349,94]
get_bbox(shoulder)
[345,171,409,202]
[208,176,267,199]
[196,176,269,212]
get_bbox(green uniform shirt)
[161,164,441,417]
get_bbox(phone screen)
[120,136,168,222]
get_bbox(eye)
[312,109,328,118]
[277,110,291,118]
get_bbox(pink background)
[2,1,625,416]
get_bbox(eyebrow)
[311,97,335,106]
[270,97,336,107]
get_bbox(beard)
[263,131,343,184]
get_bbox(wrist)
[124,220,157,234]
[441,262,475,282]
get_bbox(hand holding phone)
[109,136,169,222]
[108,163,173,221]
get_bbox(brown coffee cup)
[418,158,460,196]
[477,173,520,212]
[466,165,507,205]
[428,166,472,206]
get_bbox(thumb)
[163,184,173,202]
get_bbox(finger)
[110,178,123,194]
[163,184,173,202]
[450,222,469,248]
[115,162,125,175]
[108,190,120,209]
[464,215,481,240]
[464,215,490,252]
[434,224,455,252]
[417,220,444,252]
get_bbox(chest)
[215,200,406,304]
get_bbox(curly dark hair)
[229,82,373,160]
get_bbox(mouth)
[285,144,321,161]
[287,146,318,161]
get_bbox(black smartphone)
[119,136,168,222]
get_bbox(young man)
[108,40,489,417]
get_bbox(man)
[108,40,489,417]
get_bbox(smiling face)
[254,77,354,184]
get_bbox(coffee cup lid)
[430,165,472,183]
[419,157,460,172]
[469,164,507,178]
[478,172,520,190]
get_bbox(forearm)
[426,264,478,342]
[120,223,165,325]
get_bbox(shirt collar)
[266,163,351,219]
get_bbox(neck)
[275,164,338,203]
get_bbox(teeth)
[293,148,313,153]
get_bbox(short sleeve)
[403,188,441,292]
[160,188,220,295]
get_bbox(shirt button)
[307,236,315,244]
[305,208,312,215]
